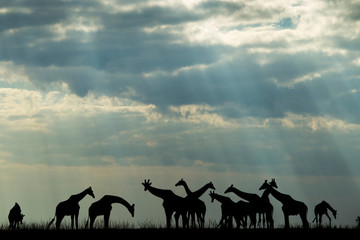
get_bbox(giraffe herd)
[7,178,337,230]
[141,178,337,229]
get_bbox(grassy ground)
[2,227,360,240]
[0,221,359,239]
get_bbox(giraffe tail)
[46,217,55,229]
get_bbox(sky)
[0,0,360,228]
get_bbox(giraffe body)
[142,179,188,228]
[48,187,95,229]
[258,187,274,228]
[8,202,25,230]
[312,200,337,227]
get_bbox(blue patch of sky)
[275,17,297,29]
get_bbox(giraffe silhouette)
[209,191,253,228]
[259,179,309,229]
[8,202,25,230]
[142,179,188,228]
[85,195,135,229]
[224,184,262,228]
[175,178,215,228]
[175,179,215,199]
[312,200,337,227]
[258,181,275,228]
[47,187,95,229]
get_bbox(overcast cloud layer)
[1,0,360,226]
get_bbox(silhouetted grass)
[0,220,359,240]
[0,219,358,230]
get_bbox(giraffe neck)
[103,195,133,211]
[260,189,271,201]
[323,201,336,214]
[147,185,175,200]
[229,187,260,202]
[213,193,233,204]
[268,187,291,205]
[180,182,193,196]
[191,183,212,199]
[69,189,90,203]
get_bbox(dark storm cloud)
[0,1,66,32]
[0,1,207,69]
[1,0,360,124]
[102,5,201,29]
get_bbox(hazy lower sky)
[0,0,360,228]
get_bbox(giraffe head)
[175,178,185,187]
[207,181,216,190]
[87,187,95,198]
[259,180,269,190]
[209,191,216,203]
[333,209,337,219]
[224,184,235,194]
[269,178,278,188]
[142,179,152,191]
[129,204,135,217]
[259,179,278,190]
[19,214,25,224]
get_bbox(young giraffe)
[260,179,309,229]
[86,195,135,229]
[48,187,95,229]
[312,200,337,227]
[142,179,188,228]
[175,178,215,228]
[258,180,276,228]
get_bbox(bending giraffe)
[142,179,188,228]
[47,187,95,229]
[312,200,337,227]
[86,195,135,229]
[259,179,309,229]
[175,178,215,228]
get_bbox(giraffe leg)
[314,214,319,227]
[262,213,266,228]
[165,208,173,229]
[228,215,233,228]
[300,213,309,228]
[74,211,80,230]
[284,213,290,229]
[325,212,331,227]
[104,213,110,229]
[257,213,261,228]
[174,211,180,228]
[182,211,188,228]
[70,215,74,229]
[90,216,96,229]
[216,214,225,228]
[319,214,323,227]
[56,215,64,229]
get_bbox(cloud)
[0,0,360,173]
